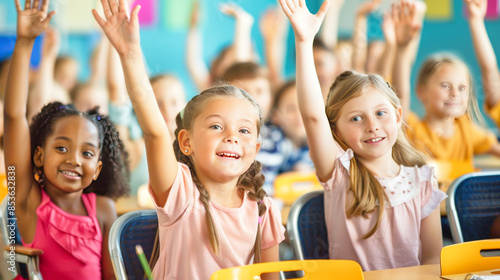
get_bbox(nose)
[366,117,379,133]
[449,87,458,97]
[66,152,81,166]
[224,130,239,144]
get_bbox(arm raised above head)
[278,0,338,182]
[93,0,177,207]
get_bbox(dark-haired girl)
[5,1,129,279]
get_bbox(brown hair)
[173,84,268,262]
[327,71,427,238]
[221,61,269,84]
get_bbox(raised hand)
[219,3,254,27]
[464,0,487,20]
[41,26,60,58]
[278,0,330,43]
[393,0,421,47]
[357,0,383,16]
[15,0,55,41]
[92,0,141,57]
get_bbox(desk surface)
[363,264,441,280]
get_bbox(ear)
[395,106,403,129]
[255,141,261,155]
[416,84,426,102]
[33,146,44,167]
[177,129,192,155]
[93,161,103,181]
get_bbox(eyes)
[441,83,467,92]
[209,124,252,134]
[350,111,387,122]
[55,146,96,158]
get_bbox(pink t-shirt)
[149,163,285,280]
[22,189,103,279]
[321,147,447,271]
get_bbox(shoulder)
[95,195,118,227]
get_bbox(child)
[279,0,446,271]
[92,1,285,279]
[4,1,129,279]
[391,0,500,191]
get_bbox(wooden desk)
[363,264,441,280]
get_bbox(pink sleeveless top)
[22,190,103,279]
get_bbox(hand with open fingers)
[393,0,421,47]
[92,0,141,57]
[357,0,383,16]
[15,0,56,41]
[41,26,60,58]
[464,0,487,19]
[278,0,330,43]
[259,7,288,42]
[382,10,395,46]
[219,3,254,27]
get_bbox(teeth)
[62,170,79,176]
[367,138,383,143]
[218,152,239,158]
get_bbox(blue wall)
[1,0,500,126]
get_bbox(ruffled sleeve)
[418,165,447,219]
[260,197,286,250]
[319,141,353,191]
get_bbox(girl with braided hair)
[5,1,129,279]
[93,0,284,279]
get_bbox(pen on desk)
[135,244,153,280]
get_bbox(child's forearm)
[351,14,368,73]
[392,45,413,120]
[4,40,35,120]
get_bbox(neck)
[43,186,87,215]
[423,115,456,138]
[357,154,401,178]
[195,174,243,208]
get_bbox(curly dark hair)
[30,102,130,200]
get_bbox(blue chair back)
[287,191,328,260]
[447,171,500,243]
[109,210,158,280]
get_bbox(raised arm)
[279,0,337,182]
[465,0,500,108]
[93,0,177,207]
[220,3,254,63]
[259,7,288,89]
[27,25,60,122]
[186,1,211,91]
[351,0,382,73]
[4,0,55,216]
[375,10,396,80]
[391,0,421,121]
[319,0,345,50]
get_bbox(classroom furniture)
[108,209,158,280]
[362,264,441,280]
[440,239,500,276]
[286,190,329,260]
[446,171,500,243]
[0,197,43,280]
[209,259,364,280]
[273,171,323,206]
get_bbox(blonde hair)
[417,54,484,125]
[172,84,267,262]
[326,71,427,238]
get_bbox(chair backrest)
[287,191,328,260]
[210,259,364,280]
[440,239,500,276]
[108,210,158,280]
[446,171,500,243]
[274,171,322,206]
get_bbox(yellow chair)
[210,259,364,280]
[274,171,322,206]
[440,239,500,276]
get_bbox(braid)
[84,109,130,199]
[173,114,221,254]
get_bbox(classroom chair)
[446,171,500,243]
[274,171,322,206]
[108,209,158,280]
[440,239,500,276]
[210,259,364,280]
[287,190,329,260]
[0,197,43,280]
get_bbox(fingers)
[33,0,40,11]
[285,0,297,13]
[100,0,113,20]
[109,0,119,16]
[15,0,22,12]
[42,10,56,24]
[278,0,292,16]
[92,9,107,28]
[41,0,49,13]
[24,0,30,10]
[130,4,141,26]
[316,0,330,19]
[298,0,306,8]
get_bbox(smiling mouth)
[216,152,241,159]
[365,137,384,143]
[60,170,81,177]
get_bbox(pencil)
[135,244,153,280]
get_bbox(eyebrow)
[205,115,255,125]
[55,136,98,148]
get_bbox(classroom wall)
[0,0,499,126]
